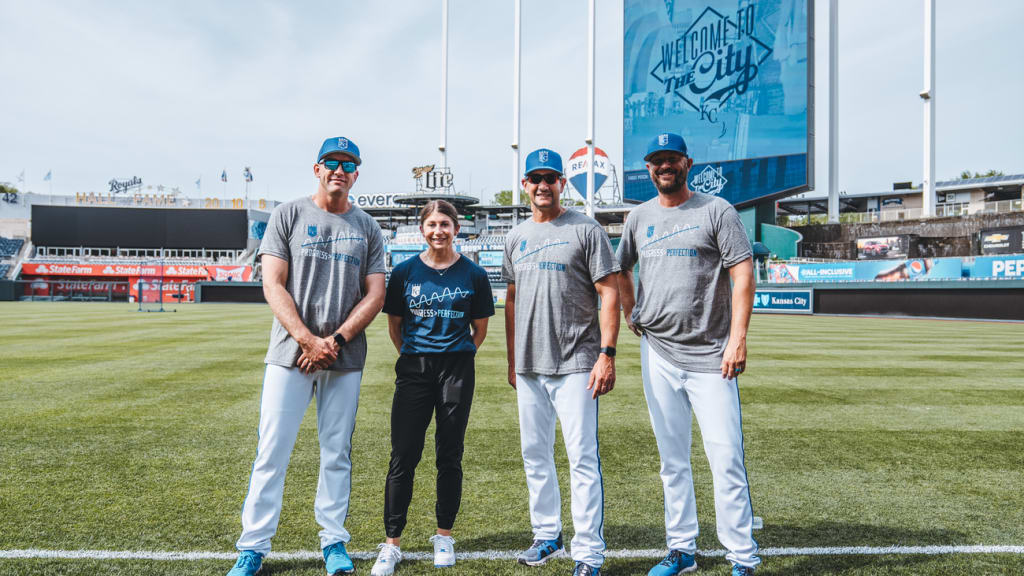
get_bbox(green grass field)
[0,302,1022,575]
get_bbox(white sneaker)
[429,534,456,568]
[370,543,402,576]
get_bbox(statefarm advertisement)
[20,263,253,302]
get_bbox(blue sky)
[1,0,1021,204]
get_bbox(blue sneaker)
[648,549,697,576]
[731,564,755,576]
[323,541,355,575]
[516,533,564,566]
[226,550,263,576]
[573,561,601,575]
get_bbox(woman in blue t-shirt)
[370,200,494,575]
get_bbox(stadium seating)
[0,237,24,258]
[0,263,10,278]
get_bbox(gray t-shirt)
[502,209,619,375]
[258,196,386,371]
[617,193,752,373]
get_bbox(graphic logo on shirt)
[407,286,470,318]
[512,238,570,274]
[299,232,365,268]
[639,224,701,259]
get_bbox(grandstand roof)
[780,173,1024,204]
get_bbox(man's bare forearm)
[504,285,516,366]
[264,275,315,345]
[617,270,636,319]
[728,259,755,341]
[596,277,620,348]
[337,274,385,340]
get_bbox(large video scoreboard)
[32,206,249,249]
[624,0,813,206]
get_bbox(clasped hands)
[297,334,340,374]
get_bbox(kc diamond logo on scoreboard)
[690,165,728,196]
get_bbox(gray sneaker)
[516,533,564,566]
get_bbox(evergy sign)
[352,193,399,208]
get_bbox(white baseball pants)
[640,337,760,569]
[516,371,605,568]
[236,364,362,554]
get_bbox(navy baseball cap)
[644,132,688,161]
[317,136,362,166]
[524,148,563,176]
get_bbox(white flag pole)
[585,0,596,218]
[512,0,521,224]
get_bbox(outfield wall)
[759,280,1024,320]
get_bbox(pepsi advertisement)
[624,0,812,206]
[768,258,963,283]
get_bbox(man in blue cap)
[227,136,387,576]
[616,133,759,576]
[502,148,620,576]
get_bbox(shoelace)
[376,543,401,563]
[236,553,260,570]
[324,542,344,557]
[660,550,682,567]
[429,534,455,553]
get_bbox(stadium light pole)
[921,0,936,218]
[440,0,449,171]
[585,0,596,219]
[512,0,521,225]
[827,0,839,224]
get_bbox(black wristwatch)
[599,346,616,358]
[333,333,347,349]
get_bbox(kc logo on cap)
[539,150,549,162]
[658,134,669,146]
[338,138,349,149]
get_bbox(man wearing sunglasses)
[616,133,759,576]
[227,136,387,576]
[502,148,620,576]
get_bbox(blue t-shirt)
[383,254,495,355]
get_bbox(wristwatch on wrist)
[333,333,347,349]
[599,346,616,358]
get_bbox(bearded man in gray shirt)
[617,133,759,576]
[502,148,620,576]
[227,137,386,576]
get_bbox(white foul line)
[0,546,1022,561]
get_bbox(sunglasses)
[321,159,357,173]
[527,173,560,185]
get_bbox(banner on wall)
[768,258,962,283]
[968,255,1024,278]
[20,262,252,280]
[980,227,1024,255]
[856,235,909,260]
[753,287,812,314]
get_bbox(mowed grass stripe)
[1,303,1022,575]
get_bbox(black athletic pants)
[384,352,475,538]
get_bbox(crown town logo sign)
[650,5,772,125]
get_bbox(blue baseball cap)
[317,136,361,166]
[644,132,688,161]
[524,148,563,176]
